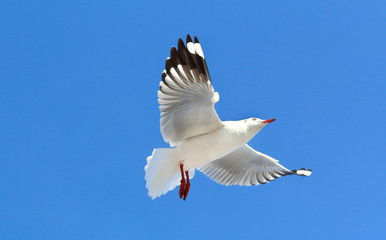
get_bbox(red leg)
[183,170,191,200]
[179,163,185,199]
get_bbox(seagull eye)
[252,118,257,121]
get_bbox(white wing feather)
[199,144,312,186]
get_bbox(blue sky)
[1,0,385,239]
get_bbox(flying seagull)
[145,35,312,200]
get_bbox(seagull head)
[247,117,276,124]
[245,117,276,132]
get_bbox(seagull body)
[176,119,266,170]
[145,35,312,200]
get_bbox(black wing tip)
[170,47,181,65]
[186,35,200,44]
[165,58,172,71]
[178,38,184,47]
[292,168,312,177]
[166,34,210,83]
[170,46,178,58]
[171,46,178,53]
[186,34,193,43]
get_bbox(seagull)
[145,35,312,200]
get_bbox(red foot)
[183,170,190,200]
[178,164,191,200]
[179,164,185,198]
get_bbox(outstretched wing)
[158,35,223,147]
[199,144,312,186]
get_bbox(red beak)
[262,118,276,124]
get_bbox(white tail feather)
[145,148,195,199]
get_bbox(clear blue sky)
[1,1,385,239]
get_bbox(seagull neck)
[246,124,263,139]
[223,121,260,142]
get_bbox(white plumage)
[145,35,312,200]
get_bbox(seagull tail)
[145,148,194,199]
